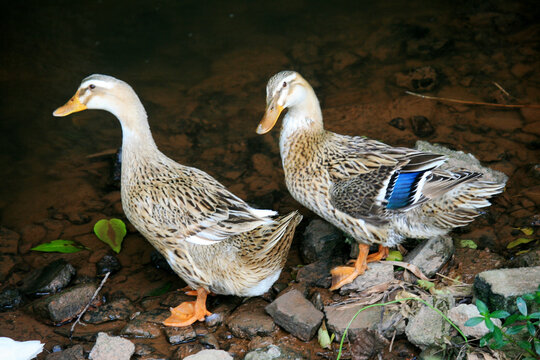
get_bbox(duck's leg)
[163,287,212,327]
[330,244,389,291]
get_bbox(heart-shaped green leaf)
[94,218,127,253]
[386,250,403,261]
[31,239,89,253]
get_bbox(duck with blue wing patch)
[256,70,506,290]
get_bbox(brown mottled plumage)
[53,74,301,326]
[257,70,506,290]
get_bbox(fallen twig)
[384,260,431,280]
[70,271,111,339]
[405,90,540,108]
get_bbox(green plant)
[465,287,540,359]
[94,218,127,253]
[336,297,468,359]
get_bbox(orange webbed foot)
[163,287,212,327]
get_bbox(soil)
[0,0,539,359]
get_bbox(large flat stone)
[265,289,323,341]
[339,262,394,294]
[89,332,135,360]
[227,298,276,339]
[474,266,540,313]
[404,235,454,278]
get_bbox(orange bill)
[53,91,87,117]
[256,97,283,134]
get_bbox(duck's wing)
[130,164,276,245]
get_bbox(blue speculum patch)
[385,171,423,209]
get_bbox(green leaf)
[534,338,540,355]
[31,239,89,253]
[505,325,524,335]
[526,321,536,336]
[523,293,535,301]
[417,280,435,290]
[490,310,510,319]
[517,297,528,316]
[529,312,540,319]
[480,332,492,347]
[503,312,520,326]
[386,250,403,261]
[476,299,489,315]
[518,340,532,351]
[146,282,172,297]
[492,327,503,345]
[318,322,332,349]
[485,317,494,332]
[507,237,535,249]
[517,227,534,236]
[465,317,485,327]
[460,239,477,249]
[94,218,127,253]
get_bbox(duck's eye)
[89,84,96,90]
[282,81,287,88]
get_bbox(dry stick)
[405,90,540,108]
[70,271,111,339]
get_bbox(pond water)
[0,0,538,359]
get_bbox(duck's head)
[256,70,319,135]
[53,74,140,120]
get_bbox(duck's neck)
[279,87,324,162]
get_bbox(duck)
[53,74,302,326]
[256,70,506,290]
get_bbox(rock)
[0,226,20,254]
[244,344,306,360]
[405,303,451,349]
[30,283,98,325]
[0,288,23,311]
[296,258,341,288]
[410,116,435,138]
[475,109,523,132]
[474,266,540,313]
[204,296,242,327]
[164,325,197,344]
[301,219,343,263]
[121,318,162,339]
[184,349,233,360]
[45,344,85,360]
[265,289,323,341]
[150,249,174,273]
[248,336,274,351]
[173,342,204,359]
[89,332,135,360]
[83,298,135,324]
[96,254,122,276]
[349,329,389,360]
[509,249,540,267]
[0,254,19,282]
[448,304,501,338]
[395,66,437,92]
[227,298,276,339]
[404,235,454,278]
[389,117,406,130]
[20,259,76,295]
[325,302,406,340]
[339,262,394,294]
[199,333,220,349]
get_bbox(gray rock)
[404,235,454,278]
[244,345,306,360]
[46,344,84,360]
[296,258,341,288]
[204,296,242,327]
[96,254,122,276]
[474,266,540,313]
[339,262,394,294]
[20,259,76,295]
[227,298,276,339]
[415,141,509,184]
[448,304,501,338]
[265,289,323,341]
[83,298,135,324]
[349,329,389,360]
[0,226,20,254]
[89,332,135,360]
[173,342,204,359]
[301,219,342,263]
[184,349,232,360]
[0,288,22,311]
[120,318,162,338]
[30,283,98,325]
[164,325,196,344]
[405,304,451,349]
[199,333,220,349]
[325,302,405,341]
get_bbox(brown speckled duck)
[256,70,506,290]
[54,74,302,326]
